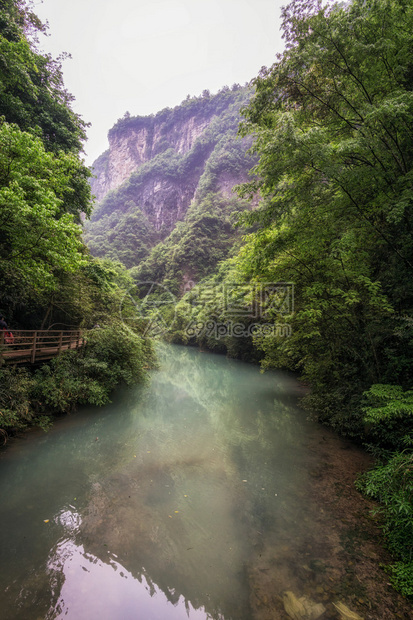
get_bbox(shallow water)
[0,343,329,619]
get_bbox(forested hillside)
[84,87,256,270]
[0,0,152,439]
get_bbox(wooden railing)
[0,330,85,365]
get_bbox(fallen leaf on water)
[174,510,179,513]
[43,519,49,523]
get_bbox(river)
[0,344,410,619]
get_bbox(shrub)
[33,324,153,414]
[0,366,34,436]
[362,384,413,450]
[0,324,153,439]
[357,451,413,597]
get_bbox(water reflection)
[0,344,313,619]
[47,539,211,619]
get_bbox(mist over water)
[0,344,317,619]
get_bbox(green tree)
[0,0,92,221]
[0,121,88,293]
[236,0,413,429]
[0,0,92,322]
[0,0,88,155]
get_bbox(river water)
[0,344,374,619]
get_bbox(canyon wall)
[85,87,256,269]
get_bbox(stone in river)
[282,590,326,619]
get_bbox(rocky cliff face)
[85,87,255,269]
[90,112,214,203]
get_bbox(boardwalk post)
[58,332,63,354]
[0,331,3,346]
[31,331,38,364]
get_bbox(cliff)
[84,86,256,270]
[91,112,213,203]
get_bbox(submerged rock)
[282,590,326,619]
[333,601,364,619]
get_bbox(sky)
[34,0,287,165]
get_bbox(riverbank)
[0,324,153,442]
[248,423,412,619]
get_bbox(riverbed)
[0,344,410,619]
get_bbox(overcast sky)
[34,0,287,165]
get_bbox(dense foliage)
[0,0,88,154]
[0,323,154,435]
[0,0,92,322]
[235,0,413,425]
[131,193,249,295]
[357,449,413,597]
[0,1,151,439]
[0,122,88,291]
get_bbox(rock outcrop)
[85,87,256,269]
[90,112,214,203]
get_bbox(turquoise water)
[0,344,319,619]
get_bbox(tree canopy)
[235,0,413,423]
[0,0,92,320]
[0,0,88,154]
[0,121,88,290]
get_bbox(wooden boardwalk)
[0,330,84,365]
